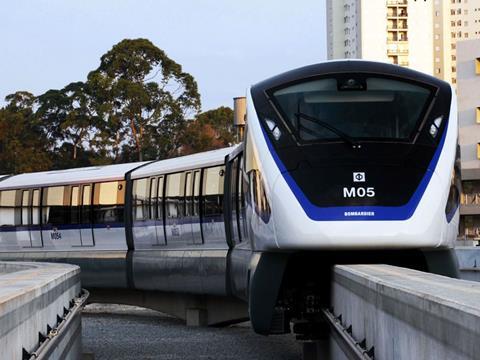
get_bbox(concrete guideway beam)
[329,264,480,360]
[0,261,83,360]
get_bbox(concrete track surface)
[82,304,302,360]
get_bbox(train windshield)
[270,76,432,143]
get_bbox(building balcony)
[387,48,409,55]
[387,39,409,43]
[461,194,480,215]
[387,25,408,30]
[387,13,408,18]
[387,0,407,6]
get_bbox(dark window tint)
[202,166,226,244]
[93,181,125,224]
[70,186,80,225]
[271,76,432,143]
[21,190,30,226]
[165,173,183,220]
[157,176,164,220]
[42,186,67,225]
[133,178,148,221]
[0,190,17,226]
[81,185,92,224]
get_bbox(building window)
[476,57,480,74]
[477,143,480,159]
[476,107,480,123]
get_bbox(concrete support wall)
[0,262,81,360]
[331,264,480,360]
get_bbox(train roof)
[0,162,148,190]
[0,146,238,190]
[131,146,237,179]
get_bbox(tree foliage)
[0,92,52,173]
[0,38,238,174]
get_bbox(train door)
[225,154,242,246]
[19,190,32,247]
[165,172,184,243]
[30,189,43,247]
[192,170,202,244]
[225,150,250,299]
[183,172,194,244]
[70,186,82,246]
[154,176,166,245]
[80,184,94,246]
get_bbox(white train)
[0,61,459,336]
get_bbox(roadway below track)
[82,304,302,360]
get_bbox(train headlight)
[266,119,282,140]
[429,116,443,138]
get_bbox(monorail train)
[0,60,459,336]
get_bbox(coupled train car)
[0,60,459,336]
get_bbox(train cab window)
[0,190,17,226]
[165,173,183,220]
[133,178,148,221]
[93,181,125,224]
[202,166,226,243]
[42,186,67,225]
[270,76,432,143]
[70,186,80,224]
[32,190,40,225]
[21,190,30,226]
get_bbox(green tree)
[87,38,201,161]
[36,82,100,167]
[0,92,51,173]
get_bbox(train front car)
[244,61,459,335]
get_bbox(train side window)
[238,156,248,241]
[71,186,80,224]
[185,172,193,217]
[133,178,148,221]
[42,186,67,225]
[157,176,164,220]
[229,157,241,244]
[150,177,158,220]
[165,173,183,220]
[202,166,226,243]
[93,181,125,224]
[81,185,92,224]
[32,190,40,225]
[21,190,30,226]
[0,190,17,226]
[193,171,201,218]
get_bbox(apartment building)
[326,0,480,83]
[457,39,480,240]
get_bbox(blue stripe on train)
[0,222,125,232]
[260,120,449,221]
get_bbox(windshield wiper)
[294,111,361,149]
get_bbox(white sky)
[1,0,327,111]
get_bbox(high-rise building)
[457,39,480,241]
[326,0,480,84]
